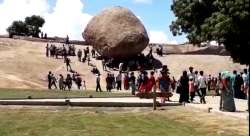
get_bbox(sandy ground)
[0,38,247,90]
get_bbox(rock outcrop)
[83,6,149,59]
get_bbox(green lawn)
[0,107,247,136]
[0,88,133,99]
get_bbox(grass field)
[0,106,248,136]
[0,88,133,99]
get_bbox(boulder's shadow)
[104,55,163,71]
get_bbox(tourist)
[179,71,189,103]
[119,62,123,72]
[91,49,95,58]
[66,35,69,44]
[194,70,201,98]
[62,44,67,62]
[234,73,245,99]
[207,74,212,92]
[87,54,91,65]
[96,74,102,92]
[137,71,143,90]
[139,71,148,93]
[102,59,107,71]
[77,49,82,62]
[219,71,236,112]
[157,71,171,103]
[48,71,52,89]
[46,43,49,57]
[116,72,122,90]
[188,66,195,79]
[65,57,72,71]
[146,71,156,93]
[242,69,249,97]
[129,72,136,95]
[171,76,177,92]
[198,71,207,104]
[123,73,130,90]
[211,77,218,96]
[65,74,72,91]
[189,77,195,102]
[50,74,57,89]
[106,73,112,92]
[76,75,82,90]
[59,74,65,90]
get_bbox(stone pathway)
[0,92,248,119]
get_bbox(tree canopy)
[171,0,250,65]
[7,15,45,38]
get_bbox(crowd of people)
[48,71,86,91]
[45,40,249,112]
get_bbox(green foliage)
[171,0,250,65]
[25,15,45,37]
[7,15,45,38]
[7,21,28,37]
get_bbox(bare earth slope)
[0,38,246,89]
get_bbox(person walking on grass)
[48,71,52,89]
[65,74,72,91]
[59,74,65,90]
[50,74,57,89]
[198,71,207,104]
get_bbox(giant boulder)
[83,6,149,59]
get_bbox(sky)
[0,0,187,44]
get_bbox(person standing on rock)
[96,74,102,92]
[48,71,52,89]
[77,49,82,62]
[65,57,72,71]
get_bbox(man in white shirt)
[198,71,207,104]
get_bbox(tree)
[170,0,218,46]
[7,21,28,38]
[25,15,45,37]
[171,0,250,111]
[171,0,250,65]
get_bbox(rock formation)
[83,6,149,59]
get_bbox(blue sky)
[0,0,187,44]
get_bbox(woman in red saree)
[123,73,130,90]
[146,71,156,93]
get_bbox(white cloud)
[0,0,93,40]
[149,31,178,44]
[133,0,152,4]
